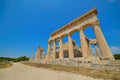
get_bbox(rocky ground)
[0,63,102,80]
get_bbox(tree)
[0,56,29,62]
[114,54,120,60]
[17,56,29,61]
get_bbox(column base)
[101,56,115,60]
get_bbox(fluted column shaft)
[47,42,51,59]
[94,44,101,57]
[53,40,56,59]
[88,44,93,56]
[93,22,114,60]
[80,30,89,58]
[68,34,74,59]
[59,38,63,59]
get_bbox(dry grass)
[22,62,120,80]
[0,61,13,69]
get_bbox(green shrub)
[114,54,120,60]
[17,56,29,61]
[0,56,29,62]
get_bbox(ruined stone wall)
[33,59,120,72]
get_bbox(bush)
[17,56,29,61]
[114,54,120,60]
[0,56,29,62]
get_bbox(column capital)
[78,28,84,32]
[59,38,62,41]
[48,41,51,44]
[79,28,84,34]
[59,35,64,39]
[53,39,56,42]
[68,33,72,36]
[48,39,51,42]
[91,20,100,26]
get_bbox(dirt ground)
[0,63,102,80]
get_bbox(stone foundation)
[31,59,120,72]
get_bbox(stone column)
[94,44,101,57]
[59,37,63,59]
[47,42,51,59]
[79,30,89,58]
[53,40,56,59]
[93,21,114,60]
[88,44,93,56]
[85,36,93,56]
[68,33,74,59]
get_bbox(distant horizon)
[0,0,120,58]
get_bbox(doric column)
[88,44,93,56]
[85,36,93,56]
[53,40,56,59]
[47,42,51,59]
[68,33,74,59]
[93,21,114,60]
[79,29,89,58]
[94,44,101,57]
[59,37,63,59]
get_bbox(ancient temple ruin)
[35,46,45,61]
[45,8,114,61]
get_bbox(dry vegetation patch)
[22,62,120,80]
[0,61,13,69]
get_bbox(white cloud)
[110,46,120,54]
[109,0,115,3]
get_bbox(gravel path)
[0,63,102,80]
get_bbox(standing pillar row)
[93,22,114,60]
[68,34,74,59]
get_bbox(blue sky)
[0,0,120,57]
